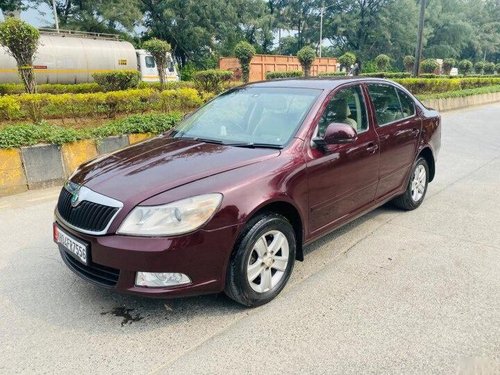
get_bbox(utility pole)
[52,0,59,32]
[413,0,426,77]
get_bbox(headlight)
[117,193,222,236]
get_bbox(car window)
[397,89,415,118]
[367,84,404,126]
[317,85,368,137]
[145,56,155,68]
[173,87,321,147]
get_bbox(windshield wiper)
[225,142,283,149]
[176,135,225,145]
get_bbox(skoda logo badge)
[70,189,80,207]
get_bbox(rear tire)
[392,157,429,211]
[225,212,296,307]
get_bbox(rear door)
[366,84,421,199]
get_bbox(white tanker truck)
[0,29,179,84]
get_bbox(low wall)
[0,133,152,196]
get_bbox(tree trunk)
[18,66,37,94]
[157,63,166,90]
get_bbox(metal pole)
[52,0,59,32]
[413,0,426,77]
[319,7,324,58]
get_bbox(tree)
[483,62,495,75]
[403,55,416,73]
[143,38,171,90]
[338,52,356,71]
[374,54,390,71]
[234,41,256,83]
[297,45,316,77]
[458,59,473,76]
[420,59,438,74]
[495,63,500,75]
[442,58,456,75]
[0,18,40,93]
[474,61,485,75]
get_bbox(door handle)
[366,143,379,153]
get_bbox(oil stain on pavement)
[101,306,144,326]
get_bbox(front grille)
[57,188,118,233]
[60,248,120,287]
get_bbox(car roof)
[244,77,394,90]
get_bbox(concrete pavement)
[0,103,499,374]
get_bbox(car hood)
[72,136,280,205]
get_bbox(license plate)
[54,224,88,265]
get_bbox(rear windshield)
[173,87,322,147]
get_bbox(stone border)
[1,93,499,197]
[0,133,153,196]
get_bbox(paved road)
[1,104,499,375]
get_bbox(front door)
[307,84,380,234]
[366,84,422,199]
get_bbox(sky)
[0,3,53,27]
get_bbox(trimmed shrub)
[91,113,182,138]
[338,52,356,70]
[92,70,141,91]
[442,58,456,75]
[359,72,411,78]
[496,63,500,75]
[375,54,390,72]
[234,41,256,83]
[160,88,203,112]
[394,77,500,94]
[266,70,303,79]
[317,72,348,77]
[458,59,473,76]
[192,69,233,93]
[483,62,495,75]
[420,59,438,74]
[418,85,500,100]
[143,38,172,90]
[474,61,485,75]
[403,55,415,73]
[297,46,316,77]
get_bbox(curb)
[0,133,153,197]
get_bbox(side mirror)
[313,122,357,151]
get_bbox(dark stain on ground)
[101,307,144,326]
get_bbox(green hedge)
[317,72,347,77]
[192,69,233,93]
[266,70,303,79]
[0,113,182,149]
[0,87,204,122]
[92,70,141,91]
[418,85,500,100]
[394,77,500,94]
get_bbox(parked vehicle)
[53,77,441,307]
[0,29,179,84]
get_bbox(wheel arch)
[418,147,435,182]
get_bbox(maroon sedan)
[53,78,441,307]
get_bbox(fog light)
[135,272,191,287]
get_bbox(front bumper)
[54,219,240,298]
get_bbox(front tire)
[225,212,296,307]
[392,157,429,210]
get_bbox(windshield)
[172,87,322,147]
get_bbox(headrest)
[332,98,351,118]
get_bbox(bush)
[474,61,485,75]
[418,85,500,100]
[297,46,316,77]
[234,41,256,83]
[338,52,356,70]
[403,55,415,73]
[458,59,473,76]
[159,88,203,112]
[138,81,195,91]
[0,82,101,95]
[420,59,438,74]
[91,113,182,138]
[192,69,233,93]
[375,54,390,72]
[442,58,456,75]
[266,70,303,79]
[92,70,141,91]
[359,72,411,78]
[394,77,500,94]
[317,72,347,77]
[496,63,500,75]
[483,62,495,75]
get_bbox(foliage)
[91,70,141,92]
[418,85,500,100]
[483,62,496,75]
[0,18,40,94]
[266,70,303,79]
[442,58,457,75]
[458,59,474,76]
[317,72,349,77]
[474,61,485,74]
[420,59,439,74]
[338,52,356,70]
[0,113,182,148]
[394,77,500,94]
[403,55,416,73]
[297,46,316,77]
[179,62,197,81]
[496,63,500,74]
[143,38,172,90]
[359,72,412,78]
[192,70,233,93]
[234,41,256,83]
[374,54,390,72]
[0,87,207,122]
